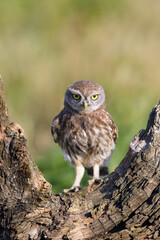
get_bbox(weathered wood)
[0,76,159,240]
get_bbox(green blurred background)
[0,0,159,193]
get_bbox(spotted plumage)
[51,81,118,190]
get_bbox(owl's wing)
[107,112,118,144]
[51,115,60,143]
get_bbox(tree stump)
[0,76,159,240]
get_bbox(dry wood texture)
[0,76,160,240]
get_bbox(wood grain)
[0,76,159,239]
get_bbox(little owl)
[51,81,118,191]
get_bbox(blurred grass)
[0,0,159,193]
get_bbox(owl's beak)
[83,101,88,111]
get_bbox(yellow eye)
[91,94,98,100]
[72,94,80,100]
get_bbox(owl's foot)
[88,178,103,186]
[71,186,82,192]
[62,186,82,193]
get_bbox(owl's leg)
[72,162,85,189]
[93,163,99,179]
[63,162,84,193]
[88,163,101,186]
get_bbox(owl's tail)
[86,166,108,177]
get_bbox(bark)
[0,76,160,240]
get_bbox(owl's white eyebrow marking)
[89,92,100,97]
[69,88,82,95]
[69,88,100,99]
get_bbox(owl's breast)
[55,111,115,167]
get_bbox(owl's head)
[64,81,106,113]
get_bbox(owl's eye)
[91,94,99,100]
[72,94,80,100]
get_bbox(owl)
[51,81,118,191]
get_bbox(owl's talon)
[88,178,102,186]
[62,188,70,193]
[94,178,103,185]
[62,186,81,193]
[71,186,82,192]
